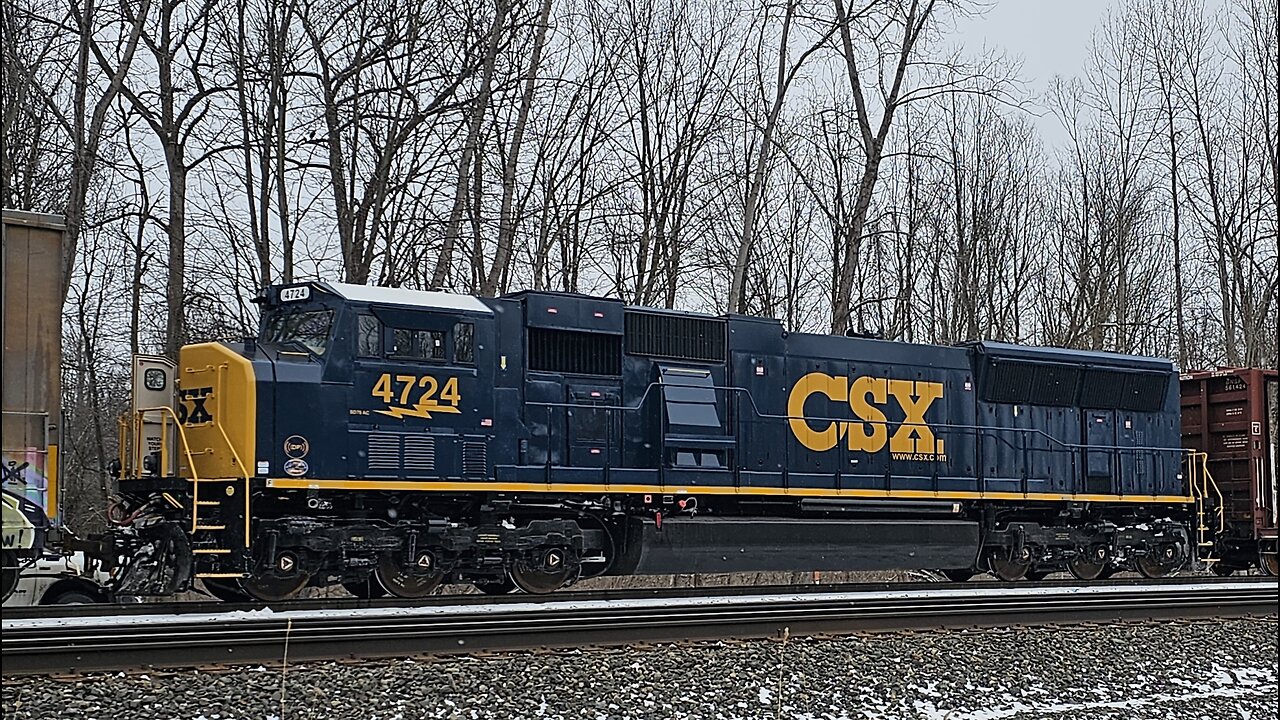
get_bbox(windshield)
[261,309,333,356]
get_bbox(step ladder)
[1187,451,1225,565]
[190,476,250,579]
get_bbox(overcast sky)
[953,0,1123,146]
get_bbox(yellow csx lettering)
[371,373,461,420]
[786,373,945,457]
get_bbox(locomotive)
[106,280,1235,601]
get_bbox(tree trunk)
[485,0,554,296]
[434,0,508,290]
[165,154,187,357]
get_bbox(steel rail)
[1,574,1254,621]
[3,580,1274,676]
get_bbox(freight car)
[110,282,1202,601]
[2,209,111,605]
[1181,369,1278,576]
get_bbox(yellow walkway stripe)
[264,478,1192,504]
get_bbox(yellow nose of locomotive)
[177,343,257,479]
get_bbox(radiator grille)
[625,311,725,362]
[462,441,488,476]
[403,435,436,474]
[367,434,400,470]
[528,327,621,376]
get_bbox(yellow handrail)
[132,405,204,533]
[1196,452,1225,536]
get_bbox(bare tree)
[726,0,836,313]
[433,0,513,290]
[829,0,992,334]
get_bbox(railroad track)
[4,579,1274,676]
[1,574,1254,620]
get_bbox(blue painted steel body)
[249,284,1185,502]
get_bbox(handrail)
[523,381,1189,455]
[1196,451,1225,536]
[132,405,203,532]
[523,379,1191,497]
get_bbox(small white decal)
[283,435,310,458]
[283,458,309,476]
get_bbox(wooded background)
[2,0,1276,527]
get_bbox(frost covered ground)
[3,616,1275,719]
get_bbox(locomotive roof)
[970,340,1174,371]
[321,282,492,314]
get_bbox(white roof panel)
[321,282,492,314]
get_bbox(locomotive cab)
[253,282,497,483]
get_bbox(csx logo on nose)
[787,373,944,456]
[178,387,214,425]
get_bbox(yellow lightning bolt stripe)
[375,403,463,420]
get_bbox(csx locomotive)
[112,282,1208,601]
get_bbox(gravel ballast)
[3,617,1276,720]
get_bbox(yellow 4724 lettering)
[787,373,945,459]
[371,373,461,419]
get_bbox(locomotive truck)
[108,280,1235,601]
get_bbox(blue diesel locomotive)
[112,282,1196,600]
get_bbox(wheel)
[241,572,310,602]
[988,547,1032,582]
[241,552,311,602]
[375,552,444,599]
[342,576,389,599]
[1135,543,1182,579]
[940,569,975,583]
[509,548,576,594]
[1068,545,1111,581]
[202,578,252,602]
[47,588,100,604]
[473,577,517,595]
[1259,549,1278,577]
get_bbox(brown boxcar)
[1,209,65,525]
[1180,368,1278,575]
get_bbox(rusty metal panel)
[1180,368,1278,541]
[2,209,65,522]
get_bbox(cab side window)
[356,314,381,357]
[391,328,414,357]
[454,322,474,364]
[417,330,445,360]
[390,327,445,361]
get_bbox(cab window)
[419,330,445,360]
[391,328,413,357]
[390,327,445,360]
[454,322,474,364]
[262,309,333,356]
[356,314,381,357]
